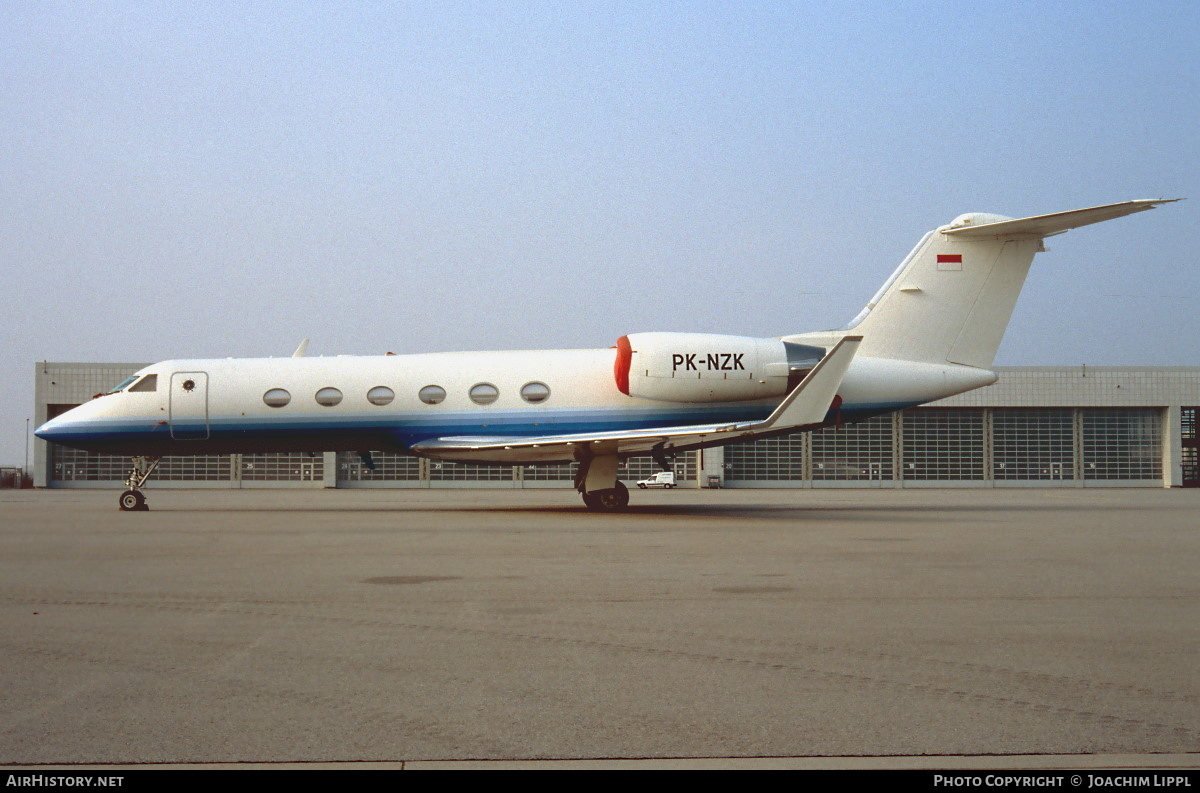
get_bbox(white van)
[636,471,676,489]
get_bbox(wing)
[411,336,862,464]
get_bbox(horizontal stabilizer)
[942,199,1180,240]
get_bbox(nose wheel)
[118,456,161,511]
[119,489,148,511]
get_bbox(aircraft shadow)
[162,501,1143,522]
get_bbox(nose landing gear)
[119,456,161,511]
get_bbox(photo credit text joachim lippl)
[933,776,1191,788]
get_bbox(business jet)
[36,199,1178,511]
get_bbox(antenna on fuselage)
[292,338,310,358]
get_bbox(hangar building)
[32,362,1199,490]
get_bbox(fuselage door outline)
[169,371,210,440]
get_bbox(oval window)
[263,388,291,408]
[520,382,551,404]
[315,387,343,407]
[367,386,395,406]
[418,385,447,405]
[469,383,499,405]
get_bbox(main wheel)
[118,489,146,511]
[582,481,629,511]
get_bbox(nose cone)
[34,414,68,441]
[34,403,107,450]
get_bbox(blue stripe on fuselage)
[37,401,921,455]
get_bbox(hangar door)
[1184,407,1198,488]
[169,372,210,440]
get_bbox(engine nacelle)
[614,332,824,403]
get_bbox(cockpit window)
[129,374,158,392]
[106,376,138,394]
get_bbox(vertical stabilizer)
[850,225,1039,368]
[785,200,1178,368]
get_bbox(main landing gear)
[582,481,629,510]
[575,452,630,511]
[118,456,161,511]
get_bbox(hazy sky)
[3,1,1197,464]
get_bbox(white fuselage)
[35,347,996,461]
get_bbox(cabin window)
[520,382,550,403]
[418,385,446,405]
[367,386,395,406]
[315,387,343,407]
[129,374,158,392]
[263,388,291,408]
[469,383,499,405]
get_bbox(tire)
[582,481,630,511]
[118,490,146,511]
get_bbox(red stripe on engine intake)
[614,335,632,396]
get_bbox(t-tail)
[785,199,1180,367]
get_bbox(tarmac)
[1,487,1197,769]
